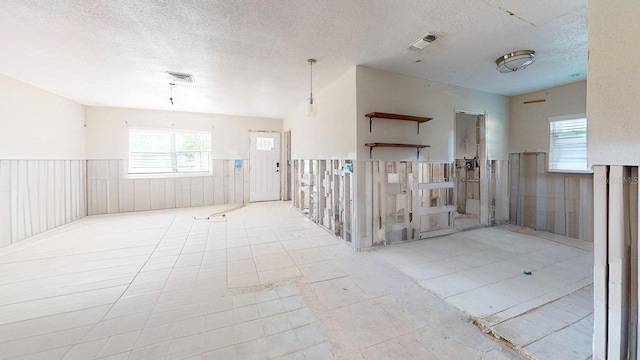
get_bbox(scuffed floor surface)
[0,201,519,360]
[375,226,593,360]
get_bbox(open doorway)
[454,111,485,230]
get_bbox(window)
[548,114,590,173]
[255,137,275,151]
[128,128,211,174]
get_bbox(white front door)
[249,131,281,202]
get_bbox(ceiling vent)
[167,71,195,83]
[408,33,438,51]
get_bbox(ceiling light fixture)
[307,59,317,117]
[167,71,195,83]
[495,50,535,73]
[408,33,438,51]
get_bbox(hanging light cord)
[169,83,175,105]
[309,61,313,104]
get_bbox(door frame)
[454,110,488,226]
[282,129,292,201]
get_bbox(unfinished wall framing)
[292,159,354,244]
[592,165,638,359]
[509,152,593,241]
[0,160,87,247]
[87,159,249,215]
[356,159,509,249]
[360,161,456,247]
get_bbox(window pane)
[176,132,211,151]
[177,151,210,172]
[256,137,275,151]
[548,117,589,172]
[129,152,174,174]
[129,129,172,152]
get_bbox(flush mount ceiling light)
[495,50,535,73]
[307,59,317,117]
[167,71,195,83]
[408,33,438,51]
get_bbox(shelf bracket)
[417,147,421,159]
[417,122,420,134]
[370,146,373,159]
[369,116,373,132]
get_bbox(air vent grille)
[167,72,195,83]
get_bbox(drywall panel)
[282,67,357,160]
[0,159,86,248]
[190,177,204,207]
[588,0,640,166]
[0,74,85,160]
[134,179,151,211]
[86,159,247,215]
[149,179,166,210]
[203,176,214,206]
[355,66,509,162]
[509,81,586,153]
[85,106,281,160]
[509,153,593,241]
[0,161,10,247]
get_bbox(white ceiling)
[0,0,587,119]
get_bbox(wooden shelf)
[365,142,431,159]
[365,112,433,133]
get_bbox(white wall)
[85,107,282,160]
[356,66,509,162]
[0,73,85,159]
[588,0,640,166]
[588,0,640,357]
[509,81,586,153]
[0,74,86,248]
[282,68,357,160]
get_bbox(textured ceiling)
[0,0,587,119]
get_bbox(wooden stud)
[607,166,628,359]
[591,164,608,360]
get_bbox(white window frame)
[128,127,212,177]
[548,113,591,174]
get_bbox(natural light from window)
[548,114,590,173]
[128,128,211,174]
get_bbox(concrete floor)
[375,226,593,360]
[0,201,521,360]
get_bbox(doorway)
[454,111,485,230]
[249,131,281,202]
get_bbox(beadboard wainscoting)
[86,159,249,215]
[0,160,87,247]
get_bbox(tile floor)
[374,226,594,360]
[0,201,520,359]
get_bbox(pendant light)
[307,59,317,116]
[168,82,176,105]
